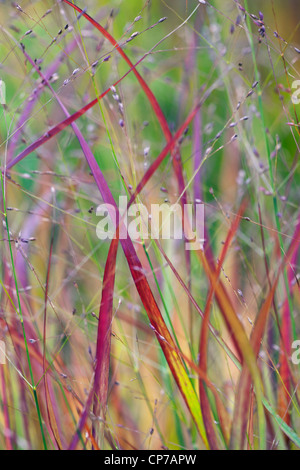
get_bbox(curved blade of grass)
[199,199,248,449]
[7,38,79,163]
[22,39,210,448]
[6,66,236,448]
[10,12,260,448]
[6,53,151,170]
[194,241,267,448]
[262,398,300,448]
[230,216,300,449]
[7,49,210,447]
[154,240,241,373]
[62,0,198,330]
[70,131,209,447]
[0,171,47,449]
[278,244,299,424]
[229,283,277,449]
[62,0,179,141]
[4,71,239,446]
[92,236,118,444]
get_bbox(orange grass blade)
[199,199,248,449]
[229,283,276,449]
[230,217,300,449]
[0,367,13,450]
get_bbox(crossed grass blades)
[0,0,299,450]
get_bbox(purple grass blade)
[7,39,79,162]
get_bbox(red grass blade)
[62,0,172,141]
[92,236,118,443]
[278,245,299,425]
[61,0,193,347]
[63,0,196,346]
[6,50,210,448]
[6,54,151,170]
